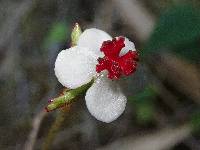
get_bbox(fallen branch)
[98,125,191,150]
[112,0,155,41]
[148,53,200,104]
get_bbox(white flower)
[54,28,137,123]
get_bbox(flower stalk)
[42,107,70,150]
[45,80,93,112]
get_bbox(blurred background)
[0,0,200,150]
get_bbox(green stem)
[42,108,69,150]
[45,80,93,112]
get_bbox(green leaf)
[129,85,157,103]
[136,103,155,124]
[173,39,200,62]
[128,86,157,123]
[143,4,200,61]
[190,112,200,133]
[43,22,69,48]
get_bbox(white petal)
[77,28,112,57]
[85,76,127,123]
[120,37,136,56]
[54,46,98,89]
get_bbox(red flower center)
[96,37,139,79]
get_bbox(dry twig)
[24,110,47,150]
[148,53,200,104]
[112,0,155,41]
[98,125,191,150]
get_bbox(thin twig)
[24,110,47,150]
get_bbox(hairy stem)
[45,80,93,111]
[42,80,93,149]
[42,106,70,150]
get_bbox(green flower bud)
[71,23,82,46]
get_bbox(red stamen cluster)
[96,37,139,79]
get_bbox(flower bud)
[71,23,82,46]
